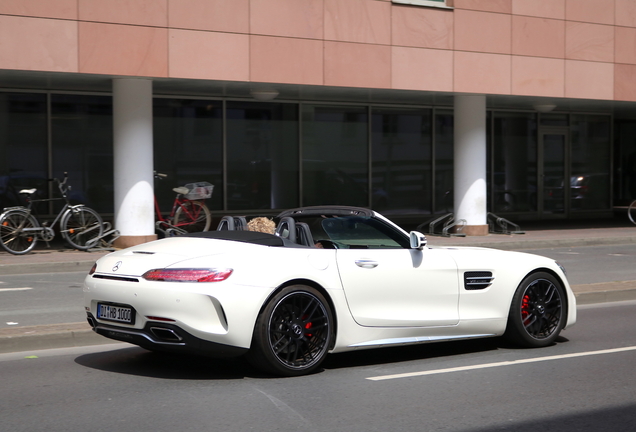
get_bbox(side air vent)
[464,271,494,290]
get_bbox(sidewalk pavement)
[1,220,635,354]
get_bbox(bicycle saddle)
[19,188,37,195]
[173,186,189,195]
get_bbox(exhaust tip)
[150,327,183,343]
[87,316,96,329]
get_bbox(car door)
[336,247,460,327]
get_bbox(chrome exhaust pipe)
[150,327,183,342]
[87,316,96,329]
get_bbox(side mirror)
[409,231,427,250]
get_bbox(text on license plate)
[97,303,133,324]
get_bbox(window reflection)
[52,94,113,213]
[492,112,538,213]
[226,102,298,210]
[570,115,610,211]
[434,110,454,213]
[154,99,223,212]
[302,105,368,207]
[615,119,636,204]
[0,93,48,210]
[372,107,432,214]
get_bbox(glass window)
[153,99,223,212]
[540,113,568,127]
[321,216,408,249]
[492,112,538,213]
[51,94,113,213]
[614,119,636,204]
[434,110,453,213]
[372,107,432,214]
[302,105,368,207]
[226,102,298,210]
[570,114,611,211]
[0,93,48,210]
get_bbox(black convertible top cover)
[182,230,285,246]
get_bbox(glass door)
[539,130,569,218]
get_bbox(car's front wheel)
[248,285,334,376]
[504,272,566,347]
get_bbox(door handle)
[355,259,378,269]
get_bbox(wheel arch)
[258,278,338,350]
[520,267,569,313]
[504,267,570,336]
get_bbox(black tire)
[173,201,211,233]
[504,272,566,348]
[247,285,334,377]
[0,209,39,255]
[61,206,104,250]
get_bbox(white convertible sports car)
[84,206,576,376]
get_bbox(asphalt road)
[517,243,636,285]
[0,271,86,328]
[1,300,635,432]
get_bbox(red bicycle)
[154,172,213,236]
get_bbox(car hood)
[429,244,559,273]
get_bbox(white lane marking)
[367,346,636,381]
[0,287,32,292]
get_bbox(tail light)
[142,268,233,282]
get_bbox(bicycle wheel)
[0,209,39,255]
[60,206,104,250]
[173,200,211,233]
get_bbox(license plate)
[97,303,134,324]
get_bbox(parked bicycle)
[629,200,636,225]
[154,172,213,236]
[0,173,105,255]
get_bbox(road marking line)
[0,287,32,292]
[366,346,636,381]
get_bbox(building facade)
[1,0,636,246]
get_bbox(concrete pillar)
[454,94,488,236]
[112,78,157,248]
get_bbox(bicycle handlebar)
[53,172,70,196]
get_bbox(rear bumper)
[86,313,248,358]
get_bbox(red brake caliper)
[302,315,313,337]
[521,294,531,322]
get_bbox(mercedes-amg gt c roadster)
[84,206,576,376]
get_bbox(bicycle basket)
[183,182,214,200]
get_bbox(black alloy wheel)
[505,272,566,348]
[248,285,334,376]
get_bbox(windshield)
[320,216,408,249]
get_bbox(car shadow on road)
[322,337,503,371]
[74,346,259,380]
[74,337,570,379]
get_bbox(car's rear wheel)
[505,272,566,347]
[248,285,334,376]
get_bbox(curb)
[0,323,117,354]
[0,260,97,276]
[428,234,636,251]
[572,281,636,305]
